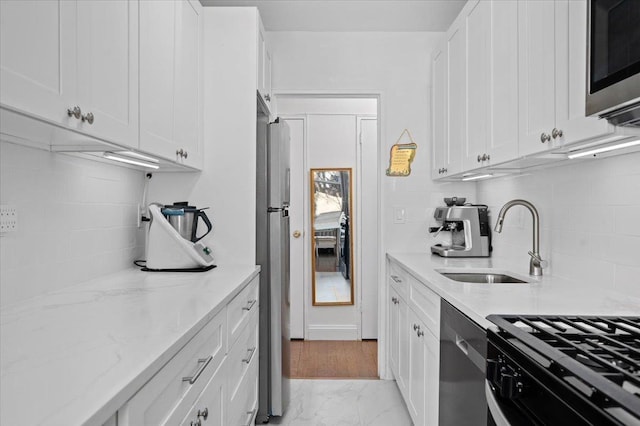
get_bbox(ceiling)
[200,0,467,32]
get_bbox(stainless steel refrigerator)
[256,112,291,423]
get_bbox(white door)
[0,0,77,124]
[285,118,306,339]
[76,0,139,148]
[359,117,378,339]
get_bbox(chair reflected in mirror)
[310,168,354,306]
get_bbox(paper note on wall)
[386,129,417,177]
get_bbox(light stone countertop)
[387,252,639,329]
[0,265,260,426]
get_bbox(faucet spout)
[494,199,545,276]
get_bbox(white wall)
[478,152,640,297]
[146,8,258,266]
[0,141,145,307]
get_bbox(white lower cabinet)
[388,259,440,426]
[118,275,259,426]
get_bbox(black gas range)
[486,315,640,425]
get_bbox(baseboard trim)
[306,324,359,340]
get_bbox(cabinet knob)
[176,148,185,158]
[443,168,447,174]
[67,106,82,119]
[413,323,419,331]
[190,419,202,426]
[477,155,482,163]
[417,329,424,337]
[81,112,94,124]
[183,150,188,159]
[551,128,563,139]
[198,408,209,420]
[265,94,271,102]
[540,133,551,143]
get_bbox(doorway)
[278,96,379,345]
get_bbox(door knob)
[293,230,301,238]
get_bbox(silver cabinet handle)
[477,155,482,163]
[417,329,424,337]
[413,323,419,331]
[540,133,551,143]
[183,150,188,159]
[182,356,213,384]
[442,168,447,173]
[242,346,256,364]
[242,299,257,311]
[197,408,208,420]
[190,419,202,426]
[481,153,490,161]
[243,409,258,426]
[67,106,82,119]
[265,94,271,102]
[176,149,183,157]
[551,128,563,139]
[390,275,402,283]
[81,112,94,124]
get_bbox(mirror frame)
[310,168,355,306]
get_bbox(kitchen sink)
[439,272,530,284]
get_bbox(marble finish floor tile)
[269,379,412,426]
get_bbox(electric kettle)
[161,202,213,243]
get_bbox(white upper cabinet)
[140,0,203,169]
[431,45,449,180]
[0,0,139,148]
[518,0,612,157]
[257,19,273,110]
[0,1,77,125]
[446,20,466,177]
[76,0,139,148]
[464,0,518,171]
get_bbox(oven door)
[586,0,640,116]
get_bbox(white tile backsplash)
[0,141,145,307]
[477,151,640,293]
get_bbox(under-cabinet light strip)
[103,152,160,169]
[567,138,640,159]
[462,174,493,181]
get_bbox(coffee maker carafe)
[430,204,492,257]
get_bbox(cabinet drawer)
[227,276,259,348]
[229,337,259,426]
[179,357,227,426]
[228,307,259,403]
[409,277,440,339]
[120,308,226,426]
[388,261,408,299]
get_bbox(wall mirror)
[310,168,354,306]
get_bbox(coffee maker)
[430,205,492,257]
[144,202,216,271]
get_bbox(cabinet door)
[518,0,556,157]
[139,0,178,159]
[0,0,77,124]
[76,0,139,148]
[431,45,448,180]
[179,362,226,426]
[174,0,203,169]
[407,310,425,425]
[463,0,489,172]
[487,0,519,164]
[257,21,272,108]
[446,22,465,175]
[397,293,409,398]
[553,0,612,146]
[389,287,400,378]
[423,330,439,426]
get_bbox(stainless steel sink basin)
[440,272,529,284]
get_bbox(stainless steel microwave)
[586,0,640,127]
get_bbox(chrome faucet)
[494,199,547,276]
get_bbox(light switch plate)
[0,205,18,233]
[394,207,406,224]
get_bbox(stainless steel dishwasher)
[439,300,487,425]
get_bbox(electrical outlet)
[0,205,18,233]
[394,206,406,224]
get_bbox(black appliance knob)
[486,359,499,383]
[500,372,524,400]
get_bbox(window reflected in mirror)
[310,168,354,306]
